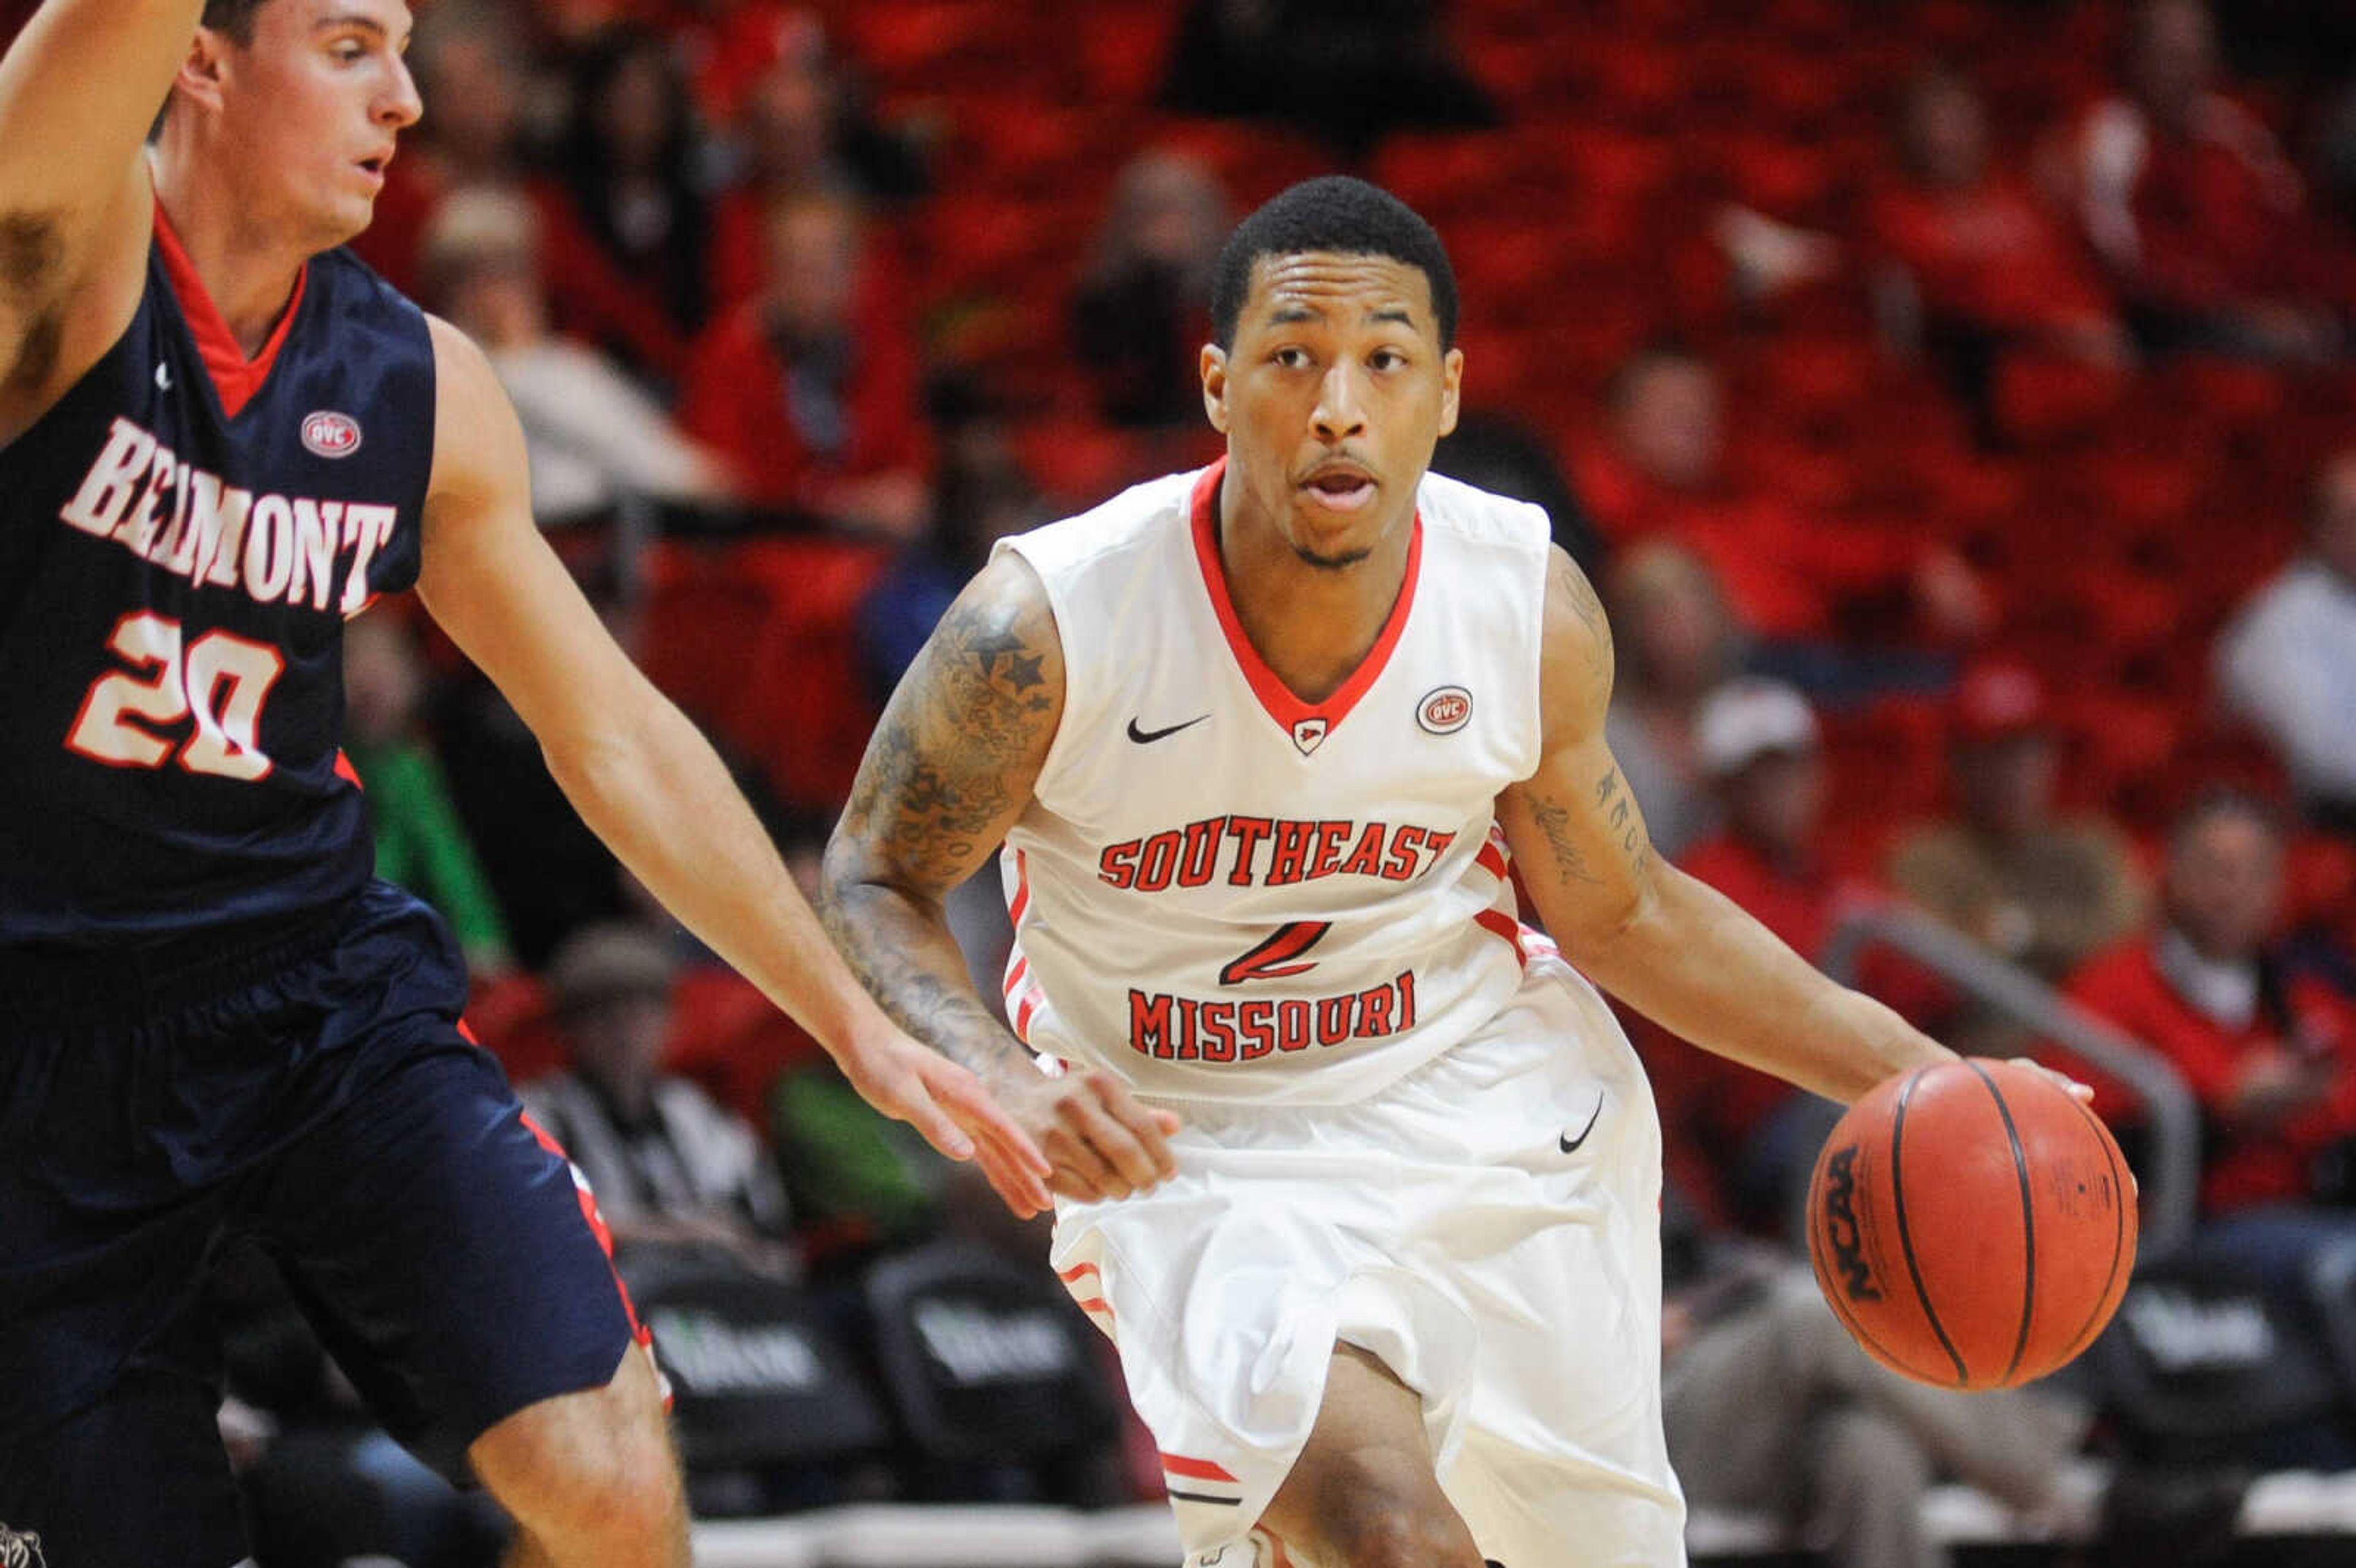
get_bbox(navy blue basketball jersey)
[0,208,435,945]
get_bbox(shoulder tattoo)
[839,585,1058,888]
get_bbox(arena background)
[6,1,2356,1564]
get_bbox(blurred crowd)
[7,0,2355,1560]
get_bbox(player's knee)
[474,1355,685,1560]
[1312,1453,1484,1568]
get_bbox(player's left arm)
[1495,547,1955,1104]
[412,317,1049,1211]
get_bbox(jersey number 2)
[1218,920,1333,985]
[67,612,285,782]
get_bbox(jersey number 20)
[67,611,285,782]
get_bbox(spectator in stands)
[2067,0,2349,361]
[1575,343,1984,644]
[679,192,930,536]
[1664,679,1842,1233]
[857,425,1050,705]
[703,8,929,317]
[1158,0,1497,161]
[547,22,715,382]
[1665,1248,2098,1568]
[422,189,739,532]
[348,0,535,298]
[1890,661,2148,1005]
[1661,681,1941,1232]
[344,613,515,981]
[1432,412,1606,581]
[1072,150,1230,434]
[2217,450,2356,831]
[1603,542,1747,860]
[1869,66,2127,418]
[2067,791,2356,1270]
[520,923,798,1277]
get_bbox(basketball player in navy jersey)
[0,3,1049,1564]
[823,179,2092,1567]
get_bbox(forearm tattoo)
[822,585,1061,1075]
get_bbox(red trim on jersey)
[153,202,309,420]
[1475,839,1509,880]
[1473,907,1528,968]
[1008,847,1033,924]
[333,749,363,788]
[1014,991,1041,1041]
[1161,1451,1240,1483]
[1002,955,1030,1001]
[1188,459,1422,747]
[1057,1261,1101,1284]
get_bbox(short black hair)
[2171,785,2287,850]
[201,0,271,45]
[1210,176,1457,351]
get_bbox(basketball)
[1807,1056,2138,1390]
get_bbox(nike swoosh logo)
[1126,713,1210,744]
[1559,1093,1605,1155]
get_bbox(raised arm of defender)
[821,551,1180,1213]
[1496,548,1957,1104]
[413,321,1050,1213]
[0,1,194,437]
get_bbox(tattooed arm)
[822,552,1179,1210]
[1495,547,1954,1104]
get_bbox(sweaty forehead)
[1245,252,1436,337]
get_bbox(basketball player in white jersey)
[823,177,1976,1567]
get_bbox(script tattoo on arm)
[821,561,1063,1080]
[1594,764,1652,878]
[1528,792,1600,885]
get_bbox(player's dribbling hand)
[995,1066,1184,1208]
[2006,1056,2096,1104]
[839,1024,1056,1217]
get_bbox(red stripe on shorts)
[1161,1451,1239,1483]
[518,1110,656,1359]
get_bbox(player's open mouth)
[1302,472,1376,511]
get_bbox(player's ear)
[174,25,233,115]
[1200,343,1230,436]
[1438,345,1464,439]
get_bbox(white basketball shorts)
[1048,951,1688,1568]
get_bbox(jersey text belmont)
[58,415,398,615]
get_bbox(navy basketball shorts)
[0,881,647,1568]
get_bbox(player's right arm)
[0,2,190,426]
[822,551,1180,1212]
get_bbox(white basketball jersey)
[994,460,1555,1105]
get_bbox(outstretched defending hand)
[837,1024,1056,1217]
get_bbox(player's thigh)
[1257,1343,1487,1568]
[252,1037,646,1485]
[0,1362,246,1568]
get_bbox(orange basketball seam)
[2055,1092,2134,1369]
[1890,1066,1970,1385]
[1963,1059,2038,1388]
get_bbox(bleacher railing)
[1819,900,2200,1263]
